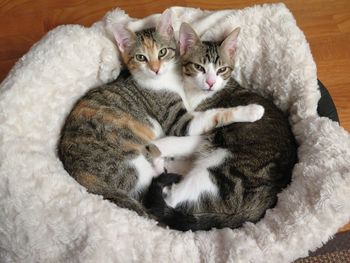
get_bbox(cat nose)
[152,68,159,74]
[149,62,160,74]
[206,79,215,88]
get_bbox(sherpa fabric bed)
[1,4,350,263]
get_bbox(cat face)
[179,23,240,92]
[113,10,177,80]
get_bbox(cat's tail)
[143,173,252,231]
[75,172,149,217]
[101,188,149,217]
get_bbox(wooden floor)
[0,0,349,231]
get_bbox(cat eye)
[158,48,168,58]
[135,54,147,62]
[193,63,205,73]
[217,67,228,74]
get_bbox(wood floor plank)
[334,13,350,33]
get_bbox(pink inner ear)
[222,28,240,58]
[113,26,131,53]
[179,33,191,56]
[179,24,198,56]
[225,42,237,57]
[157,9,174,37]
[179,43,186,56]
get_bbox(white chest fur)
[184,85,218,111]
[134,70,191,111]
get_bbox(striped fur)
[122,28,177,75]
[144,24,298,231]
[58,19,189,216]
[182,41,232,81]
[58,70,190,216]
[58,15,259,217]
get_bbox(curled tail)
[75,172,148,217]
[101,188,148,217]
[143,173,251,231]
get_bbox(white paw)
[162,185,171,196]
[238,104,265,122]
[153,157,165,175]
[164,195,176,208]
[163,185,177,208]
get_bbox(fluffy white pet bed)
[1,4,350,263]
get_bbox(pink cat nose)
[149,62,160,74]
[206,79,215,88]
[151,67,160,74]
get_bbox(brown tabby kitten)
[144,23,298,231]
[58,12,264,216]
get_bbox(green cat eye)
[217,67,228,74]
[135,54,147,62]
[193,63,205,73]
[158,48,168,58]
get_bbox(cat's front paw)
[162,185,177,208]
[237,104,265,122]
[153,157,166,175]
[142,143,161,159]
[162,185,171,197]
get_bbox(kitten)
[144,23,298,230]
[58,11,264,217]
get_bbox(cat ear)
[112,25,135,53]
[156,9,174,38]
[179,23,200,56]
[220,27,240,59]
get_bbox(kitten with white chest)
[144,23,298,231]
[180,25,240,109]
[58,11,265,217]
